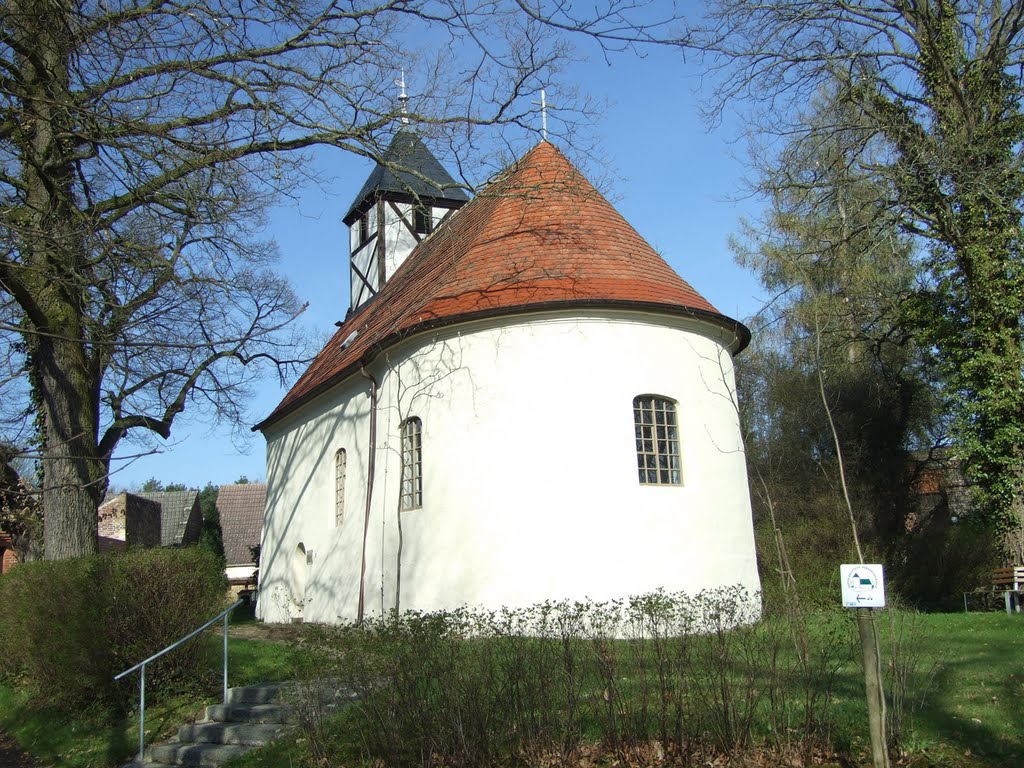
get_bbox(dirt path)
[228,621,308,644]
[0,729,50,768]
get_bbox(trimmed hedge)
[0,547,226,710]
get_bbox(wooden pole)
[857,607,890,768]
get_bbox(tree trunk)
[10,0,107,559]
[42,466,100,560]
[37,335,106,559]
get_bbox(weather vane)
[396,70,409,124]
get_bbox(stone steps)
[203,703,296,725]
[121,683,297,768]
[176,722,289,746]
[147,743,252,767]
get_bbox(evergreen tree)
[197,483,224,562]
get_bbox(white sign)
[840,563,886,608]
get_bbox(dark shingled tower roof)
[343,131,469,225]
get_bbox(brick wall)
[1,545,16,573]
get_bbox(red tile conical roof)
[256,141,748,431]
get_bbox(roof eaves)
[253,300,749,433]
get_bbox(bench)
[961,566,1024,613]
[992,566,1024,615]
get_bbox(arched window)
[334,448,347,526]
[633,395,682,485]
[400,417,423,510]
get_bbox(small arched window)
[633,395,682,485]
[400,417,423,510]
[334,448,347,526]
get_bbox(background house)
[0,535,16,574]
[138,490,203,547]
[97,493,162,552]
[217,482,266,594]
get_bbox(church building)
[254,133,761,623]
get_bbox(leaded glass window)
[400,417,423,510]
[633,396,682,485]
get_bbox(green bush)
[0,556,111,707]
[106,547,228,693]
[0,547,226,710]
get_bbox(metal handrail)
[113,598,245,762]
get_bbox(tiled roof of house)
[344,131,469,224]
[257,141,748,431]
[217,483,266,567]
[138,490,199,546]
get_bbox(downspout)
[357,365,379,624]
[395,486,403,616]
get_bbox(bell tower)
[343,131,469,312]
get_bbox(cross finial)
[396,70,409,125]
[533,88,549,141]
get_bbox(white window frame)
[400,417,423,510]
[633,395,682,485]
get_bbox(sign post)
[841,563,886,608]
[841,564,890,768]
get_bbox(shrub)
[0,547,226,710]
[106,547,228,693]
[0,556,112,707]
[290,589,828,768]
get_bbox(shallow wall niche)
[291,542,308,621]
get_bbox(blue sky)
[109,44,768,491]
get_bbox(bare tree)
[0,0,684,558]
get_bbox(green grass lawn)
[871,611,1023,765]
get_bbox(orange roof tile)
[256,141,748,431]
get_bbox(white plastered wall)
[258,373,373,622]
[381,202,449,280]
[258,310,761,623]
[349,203,452,311]
[226,564,257,584]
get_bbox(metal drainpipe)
[357,365,379,624]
